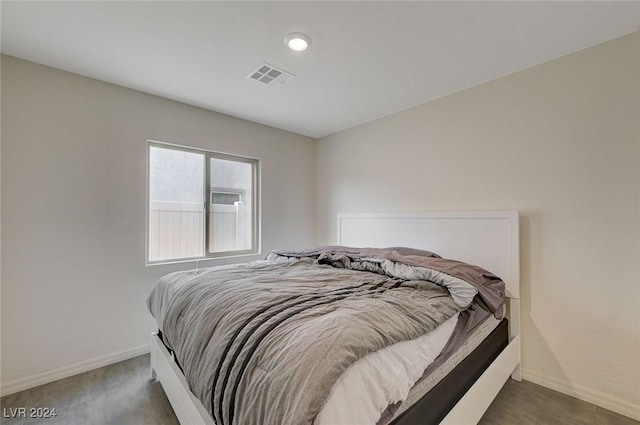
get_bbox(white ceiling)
[2,1,639,138]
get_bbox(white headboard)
[337,211,520,299]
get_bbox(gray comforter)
[147,247,505,425]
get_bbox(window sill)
[146,251,262,267]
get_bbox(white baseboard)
[522,368,640,421]
[0,344,150,397]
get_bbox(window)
[147,141,259,263]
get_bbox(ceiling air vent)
[247,63,294,87]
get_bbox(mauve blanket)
[147,247,505,425]
[272,246,505,318]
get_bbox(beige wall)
[0,55,316,389]
[317,32,639,417]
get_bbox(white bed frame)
[151,210,521,425]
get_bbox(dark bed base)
[390,319,509,425]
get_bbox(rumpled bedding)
[147,246,505,425]
[316,312,460,425]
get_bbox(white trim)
[522,368,640,421]
[0,344,150,397]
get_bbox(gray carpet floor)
[1,354,637,425]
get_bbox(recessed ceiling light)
[284,33,311,52]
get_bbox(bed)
[149,211,521,425]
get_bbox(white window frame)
[146,140,261,265]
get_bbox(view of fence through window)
[148,143,257,262]
[208,157,253,253]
